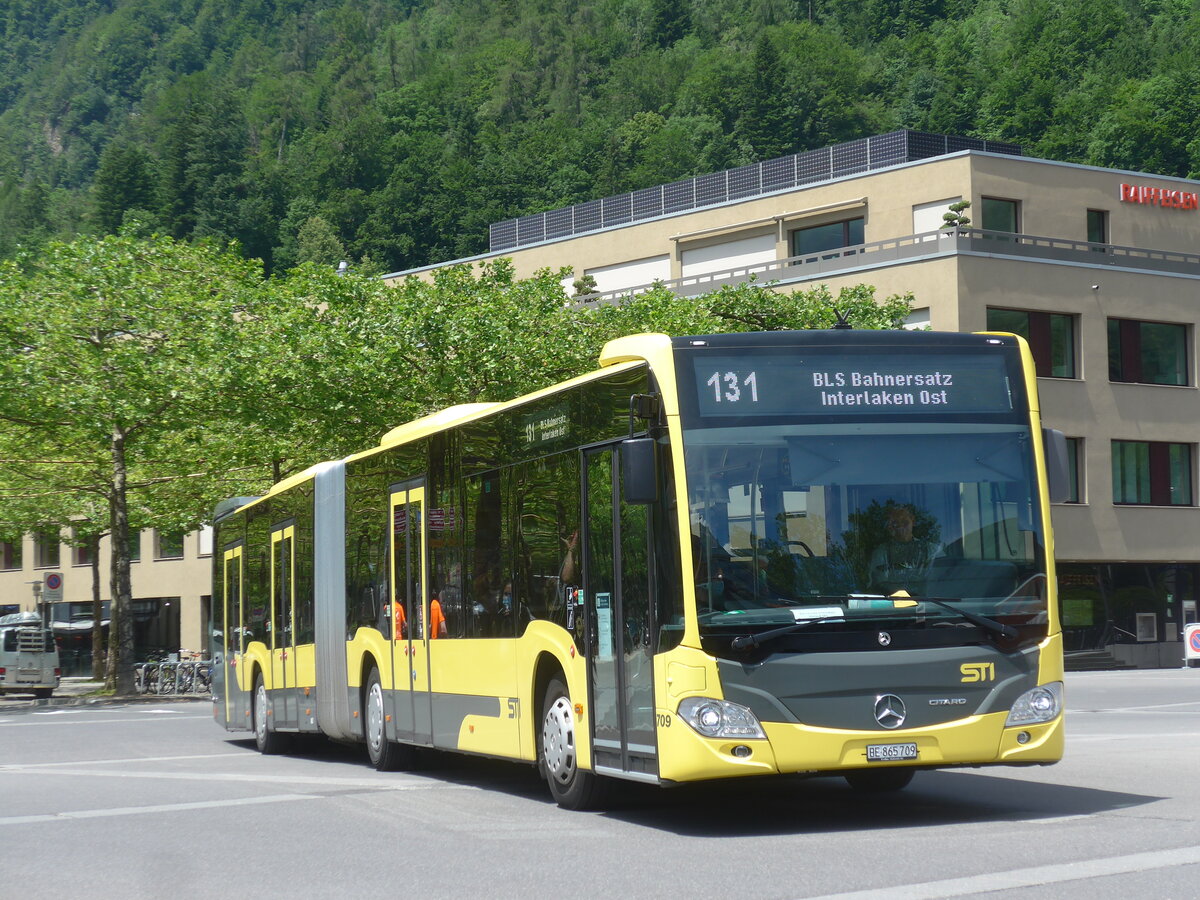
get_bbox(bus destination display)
[693,352,1014,417]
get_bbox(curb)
[0,690,209,710]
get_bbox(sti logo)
[960,662,996,683]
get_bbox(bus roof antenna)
[832,308,853,330]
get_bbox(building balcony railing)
[574,228,1200,307]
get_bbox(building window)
[73,542,93,567]
[981,197,1019,234]
[129,533,141,563]
[1112,440,1192,506]
[1063,437,1083,504]
[155,530,185,560]
[791,217,864,259]
[1086,209,1108,245]
[34,531,60,568]
[1108,318,1188,386]
[199,525,213,557]
[0,539,21,571]
[986,308,1076,378]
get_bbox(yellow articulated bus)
[212,329,1068,808]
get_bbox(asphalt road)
[1,669,1197,899]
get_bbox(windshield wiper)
[730,615,845,650]
[918,597,1017,640]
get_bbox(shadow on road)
[595,770,1158,836]
[223,735,1157,835]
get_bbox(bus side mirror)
[1043,428,1071,503]
[622,438,658,504]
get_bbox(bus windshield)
[682,421,1048,638]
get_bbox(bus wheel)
[540,676,604,810]
[844,768,915,792]
[365,667,415,772]
[34,688,53,699]
[253,672,285,755]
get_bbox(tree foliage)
[0,229,268,691]
[0,232,910,691]
[0,0,1196,271]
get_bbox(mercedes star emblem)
[877,631,892,647]
[874,694,906,729]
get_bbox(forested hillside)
[1,0,1197,272]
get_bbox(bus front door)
[390,484,432,745]
[583,445,658,781]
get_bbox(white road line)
[0,793,318,826]
[1019,814,1092,825]
[0,715,212,728]
[1065,732,1200,741]
[803,845,1200,899]
[2,752,246,769]
[1073,701,1200,712]
[0,765,470,791]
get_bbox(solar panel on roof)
[602,194,632,227]
[762,156,795,192]
[695,172,727,207]
[631,187,661,221]
[664,180,694,213]
[728,164,760,200]
[486,131,1022,249]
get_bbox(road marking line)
[803,845,1200,899]
[0,715,212,728]
[0,765,469,791]
[0,793,318,826]
[1019,814,1091,825]
[2,752,246,769]
[1064,732,1200,741]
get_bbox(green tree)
[736,32,790,161]
[294,215,346,268]
[648,0,691,48]
[92,141,157,234]
[0,230,270,693]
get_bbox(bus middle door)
[390,484,432,745]
[583,445,658,781]
[270,525,297,729]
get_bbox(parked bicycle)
[134,655,213,694]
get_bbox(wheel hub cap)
[542,696,575,784]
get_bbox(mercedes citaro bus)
[212,330,1067,808]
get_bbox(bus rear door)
[220,546,247,728]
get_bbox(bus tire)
[365,667,415,772]
[253,672,286,755]
[540,676,605,810]
[34,688,53,699]
[844,767,915,792]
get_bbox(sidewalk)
[0,676,208,710]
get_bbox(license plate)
[866,742,918,762]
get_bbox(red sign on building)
[1120,183,1199,210]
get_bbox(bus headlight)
[1005,682,1063,726]
[678,697,766,739]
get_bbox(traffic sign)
[1184,623,1200,661]
[42,571,63,603]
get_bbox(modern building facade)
[389,131,1200,668]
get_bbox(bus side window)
[515,452,580,631]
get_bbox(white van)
[0,612,61,698]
